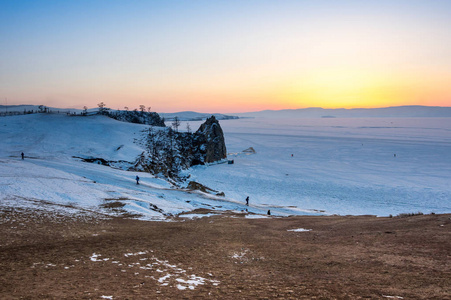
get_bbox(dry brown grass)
[1,208,450,299]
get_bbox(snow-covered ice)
[186,117,451,216]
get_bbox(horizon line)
[2,103,451,115]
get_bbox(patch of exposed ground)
[0,207,450,299]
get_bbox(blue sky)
[1,1,450,112]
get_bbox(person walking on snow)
[21,152,24,160]
[246,196,249,206]
[136,175,140,185]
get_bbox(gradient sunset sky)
[1,1,450,113]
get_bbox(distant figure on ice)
[267,210,271,215]
[246,196,249,206]
[136,175,140,185]
[21,152,24,160]
[291,154,293,157]
[394,154,396,157]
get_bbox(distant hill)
[160,111,239,121]
[3,105,450,119]
[237,106,451,118]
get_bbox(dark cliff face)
[194,116,227,163]
[132,116,227,181]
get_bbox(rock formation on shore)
[194,116,227,163]
[133,116,227,180]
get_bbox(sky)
[1,0,450,113]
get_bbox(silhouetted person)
[246,196,249,206]
[267,210,271,215]
[21,152,24,160]
[136,175,140,185]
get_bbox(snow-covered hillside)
[0,114,144,161]
[0,114,252,220]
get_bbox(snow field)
[1,113,450,218]
[0,156,255,220]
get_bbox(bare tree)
[168,127,174,152]
[147,107,152,113]
[172,116,181,132]
[124,106,129,111]
[139,105,146,113]
[97,102,106,113]
[147,127,157,156]
[186,122,191,134]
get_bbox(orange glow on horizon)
[8,66,450,114]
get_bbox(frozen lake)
[187,117,451,216]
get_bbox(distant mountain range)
[1,105,450,119]
[159,111,239,121]
[236,106,451,118]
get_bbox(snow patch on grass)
[85,250,220,290]
[231,248,265,264]
[179,213,219,219]
[287,228,312,232]
[245,214,270,219]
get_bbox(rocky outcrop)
[186,181,225,196]
[194,116,227,163]
[242,147,256,154]
[132,116,227,181]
